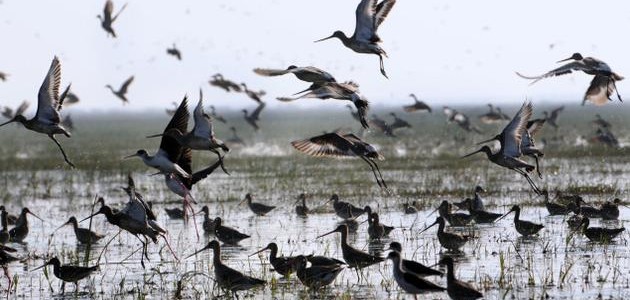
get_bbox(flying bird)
[97,0,127,38]
[242,102,265,131]
[106,76,134,104]
[403,94,431,113]
[241,83,266,103]
[443,107,481,134]
[166,44,182,60]
[1,100,29,120]
[0,72,8,82]
[208,74,241,93]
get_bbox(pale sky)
[0,0,629,112]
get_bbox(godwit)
[9,208,42,243]
[0,57,75,167]
[438,257,483,300]
[55,216,104,244]
[240,83,265,103]
[166,44,182,60]
[418,217,469,252]
[315,0,396,78]
[326,194,365,220]
[213,217,250,245]
[125,97,191,178]
[592,114,611,129]
[370,114,395,137]
[253,65,336,85]
[63,89,80,106]
[364,206,394,235]
[295,193,309,217]
[32,257,98,293]
[464,101,542,194]
[404,94,432,113]
[434,201,474,227]
[208,74,241,93]
[97,0,127,38]
[317,224,383,269]
[387,242,443,277]
[579,217,624,243]
[542,106,563,129]
[367,213,385,240]
[517,53,624,105]
[292,255,344,289]
[242,102,265,131]
[575,200,604,219]
[241,193,276,216]
[250,242,299,277]
[389,112,412,131]
[209,105,227,123]
[106,76,134,104]
[542,190,571,216]
[404,202,418,214]
[462,198,502,224]
[186,240,265,293]
[443,107,482,134]
[522,117,546,178]
[291,132,387,189]
[197,206,216,234]
[591,127,619,147]
[278,81,369,128]
[387,251,445,299]
[1,100,29,120]
[227,126,246,146]
[495,205,544,237]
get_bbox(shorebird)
[403,94,431,113]
[106,75,134,104]
[0,207,18,226]
[186,240,265,293]
[542,106,563,129]
[1,100,29,120]
[253,65,336,86]
[208,74,241,93]
[592,114,611,129]
[295,193,309,217]
[478,104,509,124]
[9,208,42,243]
[387,251,445,299]
[434,201,474,227]
[389,112,412,131]
[293,255,344,290]
[291,132,387,189]
[32,257,99,293]
[364,206,394,235]
[197,206,216,234]
[464,101,543,194]
[370,114,395,137]
[97,0,127,38]
[63,89,80,106]
[418,217,469,252]
[241,193,276,216]
[543,190,571,216]
[495,205,544,237]
[278,81,369,128]
[209,105,227,123]
[125,97,191,178]
[461,198,502,224]
[227,126,246,146]
[317,224,383,269]
[366,213,385,239]
[61,115,74,132]
[580,217,624,243]
[404,202,418,214]
[315,0,396,78]
[250,242,299,277]
[213,217,250,245]
[240,83,265,103]
[242,102,265,131]
[591,127,619,147]
[119,175,165,234]
[55,216,104,244]
[443,107,482,134]
[326,195,365,220]
[387,242,443,277]
[166,44,182,60]
[0,57,75,167]
[517,53,624,105]
[438,257,483,300]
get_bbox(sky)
[0,0,629,113]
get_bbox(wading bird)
[317,224,383,270]
[418,217,469,252]
[242,102,265,131]
[0,57,75,167]
[403,94,431,113]
[292,255,344,290]
[517,53,623,105]
[437,257,483,300]
[0,72,7,82]
[166,44,182,60]
[1,101,29,120]
[55,216,105,244]
[580,217,624,243]
[369,114,395,137]
[209,105,226,123]
[32,257,99,293]
[522,117,546,178]
[106,76,134,104]
[9,208,43,243]
[250,242,299,277]
[542,106,563,129]
[592,114,611,129]
[213,217,250,245]
[326,194,366,220]
[389,112,411,132]
[241,193,276,216]
[387,242,443,277]
[291,132,387,189]
[315,0,397,78]
[97,0,127,38]
[387,251,445,299]
[295,193,309,217]
[495,205,544,237]
[478,104,509,124]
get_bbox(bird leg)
[378,54,388,79]
[513,168,542,195]
[360,156,386,190]
[159,234,180,262]
[211,149,230,175]
[611,78,623,102]
[48,134,75,168]
[3,266,11,293]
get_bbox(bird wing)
[15,100,30,116]
[35,57,62,125]
[160,96,189,162]
[516,61,588,85]
[584,75,614,106]
[190,159,222,187]
[354,0,378,42]
[121,197,148,224]
[112,2,128,22]
[550,105,564,119]
[175,148,193,188]
[119,76,134,94]
[250,102,266,121]
[374,0,396,29]
[192,91,214,139]
[501,101,532,157]
[253,68,290,77]
[291,132,355,158]
[527,119,545,138]
[103,0,114,21]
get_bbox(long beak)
[31,263,49,272]
[427,262,440,268]
[28,211,44,222]
[427,207,439,217]
[249,247,269,257]
[314,35,334,43]
[146,133,163,138]
[0,119,14,127]
[494,210,513,223]
[185,244,211,259]
[80,212,100,223]
[417,221,438,235]
[123,154,138,159]
[52,222,70,233]
[556,56,573,63]
[461,149,483,159]
[316,228,338,239]
[476,137,497,145]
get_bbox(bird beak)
[417,220,439,235]
[249,246,269,257]
[316,228,338,239]
[556,56,573,63]
[314,34,335,43]
[185,244,211,259]
[461,149,483,159]
[31,263,49,272]
[0,119,15,127]
[123,154,138,159]
[494,210,513,223]
[476,137,497,145]
[27,211,43,222]
[52,221,70,233]
[80,212,99,223]
[146,133,163,138]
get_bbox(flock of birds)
[0,0,627,299]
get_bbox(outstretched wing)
[160,96,189,162]
[291,132,354,158]
[119,76,134,94]
[35,57,62,125]
[584,75,615,106]
[516,61,588,85]
[253,68,290,77]
[374,0,396,29]
[353,0,377,42]
[190,159,223,187]
[192,90,214,138]
[250,102,266,121]
[501,101,532,157]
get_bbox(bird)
[0,207,18,226]
[278,81,369,129]
[291,132,387,189]
[443,107,482,134]
[55,216,104,244]
[0,57,75,167]
[542,190,571,216]
[387,242,443,277]
[97,0,127,38]
[403,94,432,113]
[579,217,624,243]
[438,257,483,300]
[253,65,336,86]
[364,206,394,235]
[61,115,74,132]
[292,255,344,290]
[125,96,191,179]
[166,44,182,60]
[517,53,623,105]
[434,200,474,227]
[242,102,265,131]
[0,72,8,82]
[453,185,486,211]
[106,76,134,104]
[346,104,362,122]
[464,101,542,195]
[240,83,265,103]
[317,224,383,269]
[241,193,276,216]
[9,208,43,243]
[326,194,366,220]
[389,112,412,132]
[62,90,80,106]
[404,202,418,214]
[208,74,241,93]
[366,213,385,239]
[295,193,309,217]
[315,0,397,78]
[209,105,227,123]
[213,217,250,245]
[2,100,30,120]
[0,245,19,289]
[542,106,564,129]
[478,104,508,124]
[418,217,469,252]
[250,242,299,277]
[386,251,445,299]
[600,198,622,221]
[197,205,217,234]
[227,126,246,146]
[370,114,395,137]
[462,198,502,224]
[32,257,99,293]
[186,240,265,293]
[495,205,544,237]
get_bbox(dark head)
[22,208,43,221]
[370,212,380,223]
[250,242,278,257]
[213,217,222,226]
[0,115,27,127]
[287,65,298,70]
[438,256,454,267]
[558,53,583,63]
[316,224,347,239]
[364,205,373,214]
[475,185,485,193]
[46,257,61,267]
[67,216,78,225]
[328,194,339,203]
[124,149,148,159]
[314,30,346,43]
[462,146,492,159]
[386,251,401,262]
[496,205,519,222]
[579,217,590,229]
[388,242,402,252]
[418,217,444,234]
[197,205,209,215]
